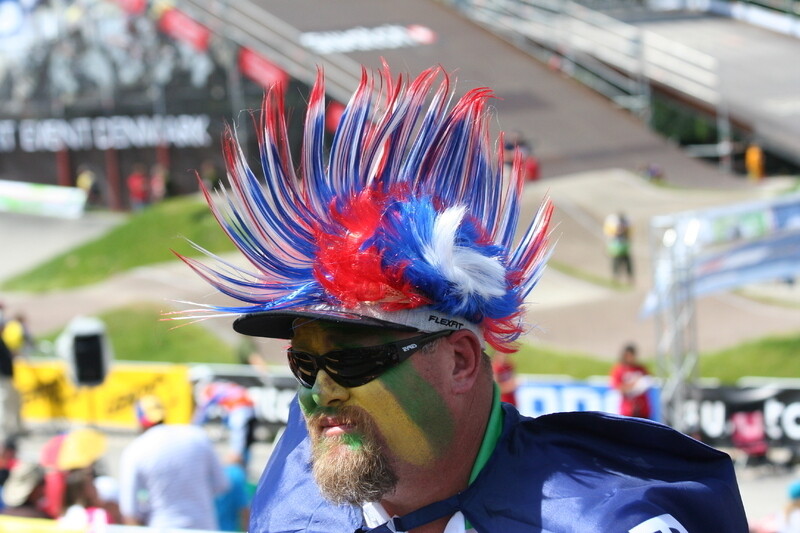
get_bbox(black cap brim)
[232,309,419,339]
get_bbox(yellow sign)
[0,516,81,533]
[14,360,192,428]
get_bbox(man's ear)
[448,330,484,394]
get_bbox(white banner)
[0,179,86,219]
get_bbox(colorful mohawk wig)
[178,64,553,353]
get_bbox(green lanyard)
[461,383,504,530]
[469,383,504,484]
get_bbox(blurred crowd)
[0,381,256,532]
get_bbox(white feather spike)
[422,206,506,304]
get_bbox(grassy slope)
[1,195,236,291]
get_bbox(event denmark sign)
[0,115,213,153]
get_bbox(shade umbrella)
[39,428,107,471]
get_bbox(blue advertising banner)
[516,378,662,422]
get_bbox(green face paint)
[375,362,455,458]
[298,389,319,417]
[341,432,364,449]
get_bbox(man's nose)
[310,369,350,407]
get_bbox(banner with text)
[15,360,193,428]
[0,115,212,153]
[677,384,800,449]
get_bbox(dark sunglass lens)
[288,351,317,387]
[327,347,386,377]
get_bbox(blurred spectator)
[640,162,664,182]
[0,332,22,439]
[609,343,652,419]
[491,351,518,406]
[76,165,101,206]
[0,436,18,487]
[778,480,800,532]
[503,131,539,182]
[39,427,108,519]
[745,142,765,182]
[119,395,228,529]
[126,163,150,212]
[193,376,257,469]
[58,467,110,528]
[215,451,251,532]
[2,313,35,356]
[94,475,123,524]
[149,164,168,204]
[0,462,49,518]
[730,411,769,468]
[603,212,634,285]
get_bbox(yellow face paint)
[348,376,437,466]
[294,321,455,467]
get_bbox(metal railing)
[456,0,720,106]
[179,0,363,104]
[443,0,731,166]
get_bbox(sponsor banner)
[15,360,193,428]
[643,193,800,316]
[516,378,662,422]
[238,48,289,90]
[642,229,800,316]
[692,231,800,296]
[157,8,211,52]
[678,384,800,449]
[652,192,800,250]
[0,179,86,219]
[0,115,212,153]
[299,24,437,55]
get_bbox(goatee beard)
[308,407,398,506]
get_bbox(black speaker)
[72,333,106,386]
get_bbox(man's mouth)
[318,416,356,437]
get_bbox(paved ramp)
[195,0,747,187]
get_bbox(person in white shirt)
[119,395,228,530]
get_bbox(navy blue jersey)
[250,399,747,532]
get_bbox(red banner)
[238,47,288,89]
[158,8,211,52]
[114,0,147,15]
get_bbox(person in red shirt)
[492,351,518,406]
[126,164,150,212]
[609,343,652,419]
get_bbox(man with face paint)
[179,64,748,532]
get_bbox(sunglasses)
[287,329,453,389]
